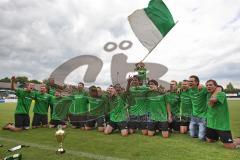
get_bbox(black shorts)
[85,115,96,128]
[15,114,30,129]
[169,117,180,131]
[96,116,105,127]
[50,120,66,128]
[128,115,148,130]
[180,116,191,126]
[105,114,110,124]
[128,116,138,130]
[32,113,48,127]
[69,114,87,128]
[206,127,233,144]
[148,121,169,131]
[108,121,128,130]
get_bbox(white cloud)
[0,0,239,89]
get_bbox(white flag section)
[128,9,163,52]
[128,0,175,52]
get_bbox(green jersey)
[166,91,180,117]
[135,68,147,81]
[87,95,107,116]
[179,90,192,117]
[147,91,167,122]
[101,93,110,114]
[69,91,88,115]
[15,88,33,114]
[207,92,230,131]
[33,92,51,115]
[50,96,62,120]
[128,86,149,116]
[109,95,128,122]
[189,87,208,118]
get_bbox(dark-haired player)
[3,76,34,131]
[188,75,221,140]
[49,89,67,128]
[69,82,88,129]
[166,80,180,132]
[147,80,169,138]
[179,80,192,134]
[104,86,128,136]
[32,85,52,128]
[205,79,240,149]
[85,86,108,132]
[127,75,149,135]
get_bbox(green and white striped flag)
[128,0,175,52]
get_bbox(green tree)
[29,79,42,84]
[16,76,29,84]
[42,79,48,84]
[224,82,240,93]
[0,77,11,82]
[226,82,234,91]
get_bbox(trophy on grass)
[55,125,66,154]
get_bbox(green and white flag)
[128,0,175,51]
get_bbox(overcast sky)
[0,0,239,89]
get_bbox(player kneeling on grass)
[179,80,192,134]
[206,80,240,149]
[69,82,88,130]
[127,76,149,135]
[166,80,180,132]
[3,76,34,131]
[85,86,108,132]
[49,90,67,129]
[146,80,169,138]
[32,85,52,128]
[104,86,128,136]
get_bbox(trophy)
[55,125,66,154]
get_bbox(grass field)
[0,101,240,160]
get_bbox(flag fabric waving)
[128,0,175,52]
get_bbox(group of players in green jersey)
[3,63,240,149]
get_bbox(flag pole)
[117,72,119,84]
[140,20,179,62]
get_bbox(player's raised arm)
[166,103,173,123]
[126,76,133,92]
[11,76,16,91]
[208,85,223,106]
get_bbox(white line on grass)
[0,137,127,160]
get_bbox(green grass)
[0,101,240,160]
